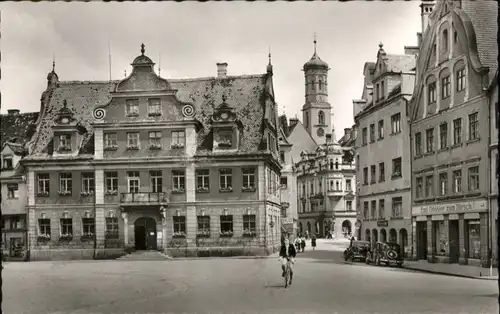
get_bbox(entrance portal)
[448,220,459,263]
[416,221,428,260]
[134,217,157,250]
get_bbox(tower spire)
[266,45,273,74]
[158,52,161,76]
[314,32,317,54]
[52,52,55,72]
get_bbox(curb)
[167,255,279,261]
[403,266,498,280]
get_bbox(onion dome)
[303,36,329,70]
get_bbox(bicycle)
[283,257,293,288]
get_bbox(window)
[454,30,458,43]
[172,170,185,192]
[150,170,162,193]
[318,80,323,90]
[104,133,117,149]
[391,197,402,218]
[439,173,448,196]
[2,156,13,169]
[391,113,401,134]
[305,112,309,128]
[468,113,479,140]
[441,76,451,99]
[60,218,73,236]
[369,124,375,142]
[280,151,285,163]
[148,98,161,116]
[378,120,384,139]
[220,215,233,235]
[416,177,423,198]
[59,173,72,195]
[453,118,462,145]
[82,218,95,236]
[10,216,23,229]
[452,169,462,193]
[380,80,385,99]
[219,168,232,191]
[197,216,210,236]
[371,200,376,219]
[105,172,118,194]
[105,217,119,238]
[392,157,402,178]
[81,173,95,194]
[376,84,380,101]
[346,200,353,211]
[196,169,210,191]
[379,200,385,219]
[345,179,352,191]
[127,132,140,149]
[318,111,325,125]
[126,99,139,116]
[426,128,434,153]
[242,168,256,189]
[442,29,449,52]
[370,165,376,184]
[379,162,385,182]
[468,166,479,192]
[466,220,481,259]
[362,128,367,145]
[38,219,51,237]
[7,184,19,199]
[243,215,256,235]
[280,176,288,189]
[425,175,434,197]
[171,131,185,148]
[363,202,369,219]
[149,131,162,149]
[363,167,368,185]
[37,173,50,196]
[127,171,140,193]
[59,134,71,151]
[428,82,437,104]
[415,132,422,156]
[173,216,186,236]
[456,68,465,92]
[439,123,448,149]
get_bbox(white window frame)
[150,170,162,193]
[37,173,50,195]
[456,68,465,91]
[81,172,95,194]
[391,197,403,218]
[148,98,162,116]
[416,177,423,198]
[171,131,185,148]
[378,120,384,139]
[391,113,401,134]
[468,112,479,140]
[59,172,72,194]
[242,168,255,189]
[149,131,162,148]
[126,99,139,116]
[105,172,118,194]
[127,171,140,193]
[452,170,462,193]
[468,166,479,192]
[7,183,19,199]
[453,118,462,145]
[425,175,434,197]
[439,172,447,196]
[127,132,140,148]
[196,169,210,190]
[441,75,451,99]
[104,133,117,148]
[426,128,434,153]
[60,218,73,236]
[172,170,185,192]
[439,123,448,149]
[219,168,232,190]
[59,134,71,150]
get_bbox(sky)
[1,1,421,136]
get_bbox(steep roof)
[0,112,39,148]
[29,74,271,157]
[383,54,416,73]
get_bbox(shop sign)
[376,220,388,227]
[282,217,294,225]
[412,200,487,216]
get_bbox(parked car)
[365,242,404,267]
[343,240,371,262]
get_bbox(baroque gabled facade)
[354,43,416,258]
[21,44,283,260]
[409,0,497,267]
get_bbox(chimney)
[420,1,435,34]
[404,46,419,56]
[217,62,228,78]
[8,109,20,115]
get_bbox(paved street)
[3,240,497,314]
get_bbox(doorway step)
[117,250,172,261]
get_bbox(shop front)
[412,199,489,267]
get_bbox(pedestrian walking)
[300,235,306,252]
[311,234,317,251]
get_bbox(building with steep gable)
[488,70,498,266]
[21,44,283,260]
[353,42,416,258]
[409,0,497,267]
[1,109,39,260]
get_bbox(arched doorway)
[299,222,303,234]
[134,217,157,250]
[399,228,409,258]
[315,221,320,235]
[389,228,397,243]
[371,229,378,247]
[365,229,371,242]
[307,221,311,235]
[380,229,387,242]
[342,220,352,237]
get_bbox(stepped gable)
[0,112,39,148]
[30,74,269,157]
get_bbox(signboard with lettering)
[282,218,294,225]
[412,200,487,216]
[377,220,388,227]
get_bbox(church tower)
[302,35,333,145]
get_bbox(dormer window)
[2,156,13,170]
[442,29,449,52]
[380,80,385,99]
[218,130,233,148]
[58,134,71,152]
[126,99,139,117]
[148,99,162,116]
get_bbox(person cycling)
[279,237,297,283]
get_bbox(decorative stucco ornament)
[92,107,106,120]
[182,104,195,118]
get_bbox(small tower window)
[454,30,458,43]
[443,29,449,52]
[305,112,310,128]
[318,111,325,125]
[319,79,323,90]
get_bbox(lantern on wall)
[109,210,115,218]
[84,211,91,218]
[62,211,69,219]
[176,209,181,217]
[41,212,46,219]
[223,208,229,216]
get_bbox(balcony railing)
[120,192,167,204]
[326,189,344,198]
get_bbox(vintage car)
[365,242,403,267]
[343,240,371,262]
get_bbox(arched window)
[335,181,339,191]
[318,111,325,125]
[335,160,339,170]
[443,29,449,52]
[319,79,323,90]
[329,159,334,170]
[305,112,310,128]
